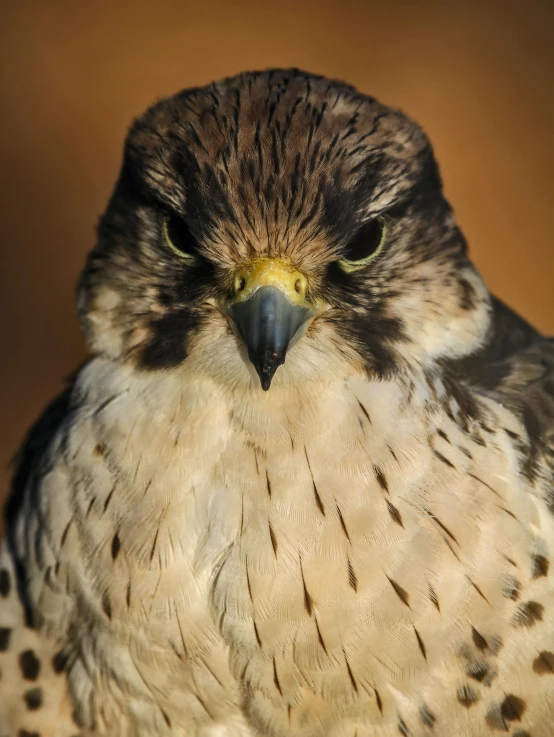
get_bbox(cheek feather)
[391,266,491,364]
[139,308,207,370]
[81,287,125,359]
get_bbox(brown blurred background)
[1,0,553,508]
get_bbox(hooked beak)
[225,258,316,390]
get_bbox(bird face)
[78,69,491,391]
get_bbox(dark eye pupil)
[343,218,383,261]
[166,214,197,255]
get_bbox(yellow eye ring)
[339,217,387,273]
[163,215,198,261]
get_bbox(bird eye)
[163,214,198,260]
[339,217,386,272]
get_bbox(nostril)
[294,277,306,295]
[234,276,246,294]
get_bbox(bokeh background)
[1,0,553,510]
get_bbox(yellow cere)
[230,258,311,307]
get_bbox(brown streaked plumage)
[1,68,553,737]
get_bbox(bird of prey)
[1,69,553,737]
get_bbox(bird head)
[78,69,491,392]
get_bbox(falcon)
[1,69,553,737]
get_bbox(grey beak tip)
[254,348,286,391]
